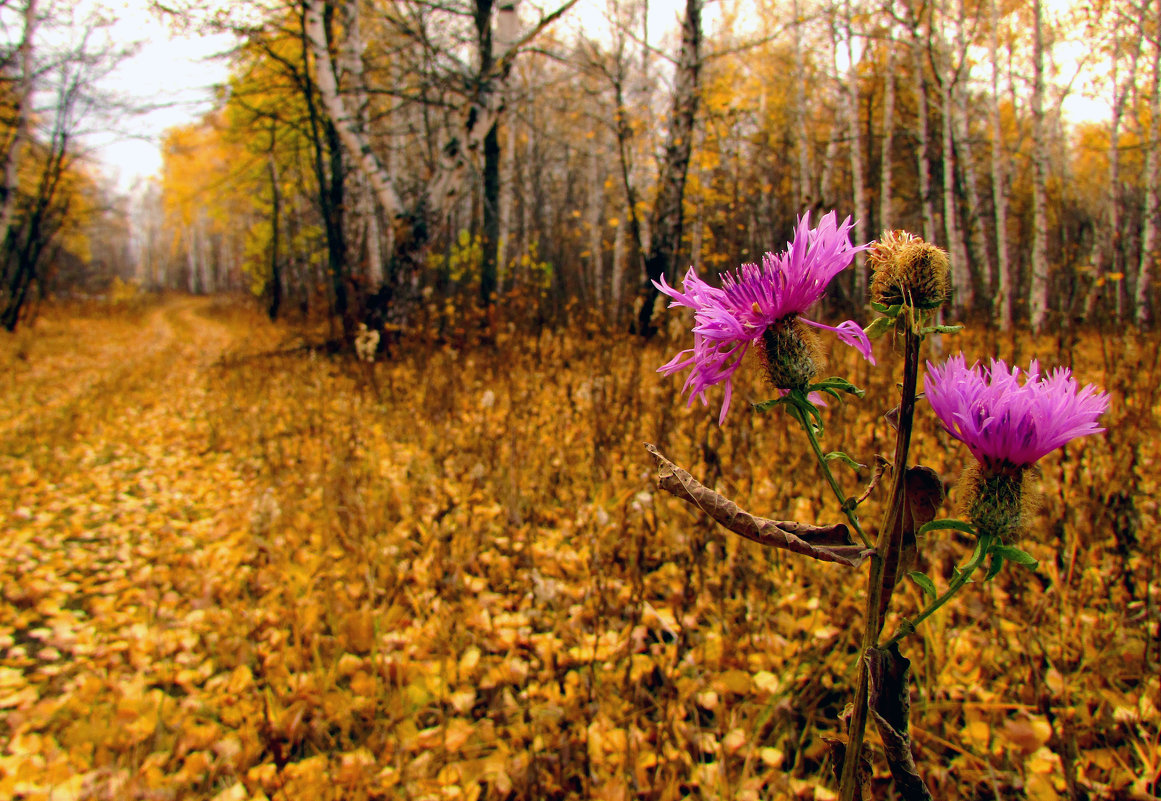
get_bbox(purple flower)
[655,211,875,423]
[924,355,1110,470]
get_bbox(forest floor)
[1,294,1158,801]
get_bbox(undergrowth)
[0,296,1157,800]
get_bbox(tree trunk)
[1136,10,1160,328]
[0,0,36,248]
[842,1,869,302]
[588,144,606,312]
[305,0,404,223]
[989,0,1013,330]
[937,39,971,312]
[879,14,896,233]
[1029,0,1050,332]
[611,215,626,326]
[267,147,283,320]
[1088,16,1130,321]
[336,0,383,289]
[910,15,936,242]
[953,0,988,307]
[635,0,702,337]
[793,0,813,209]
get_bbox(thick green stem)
[839,327,922,801]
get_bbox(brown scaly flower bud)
[760,315,823,392]
[868,230,950,310]
[959,462,1042,541]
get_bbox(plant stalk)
[838,326,922,801]
[794,405,872,548]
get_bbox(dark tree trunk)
[267,147,283,321]
[636,0,702,338]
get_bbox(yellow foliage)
[0,296,1157,800]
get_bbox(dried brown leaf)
[867,644,934,801]
[645,443,870,567]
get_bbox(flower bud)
[869,230,950,310]
[760,316,822,392]
[960,463,1040,540]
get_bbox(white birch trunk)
[878,16,896,233]
[793,0,812,209]
[305,0,404,222]
[338,0,383,287]
[953,0,988,301]
[989,0,1012,330]
[1029,0,1051,332]
[843,1,869,301]
[938,41,971,312]
[1136,15,1161,327]
[911,22,936,242]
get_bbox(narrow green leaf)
[907,571,937,599]
[991,545,1039,567]
[983,553,1004,581]
[916,518,976,538]
[811,376,865,397]
[871,301,904,316]
[918,323,964,335]
[864,315,896,339]
[753,398,784,413]
[825,451,867,470]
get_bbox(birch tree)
[1135,0,1160,327]
[989,0,1013,329]
[1029,0,1051,332]
[839,0,869,303]
[878,5,897,233]
[933,0,971,312]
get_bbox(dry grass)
[1,295,1157,800]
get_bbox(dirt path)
[0,296,276,798]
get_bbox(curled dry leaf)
[645,443,871,567]
[867,644,934,801]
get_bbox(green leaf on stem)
[983,553,1005,581]
[871,301,904,316]
[864,315,896,339]
[918,323,964,335]
[907,571,937,599]
[753,397,785,414]
[825,451,867,470]
[991,544,1038,567]
[811,376,866,398]
[916,518,976,538]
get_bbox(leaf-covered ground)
[1,296,1158,800]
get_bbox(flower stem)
[792,406,872,548]
[884,533,995,648]
[838,326,922,801]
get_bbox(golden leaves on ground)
[1,297,1158,799]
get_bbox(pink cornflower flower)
[924,355,1110,471]
[655,211,875,423]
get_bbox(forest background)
[1,0,1159,799]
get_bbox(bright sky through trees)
[82,0,232,189]
[86,0,1104,190]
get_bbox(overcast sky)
[83,1,233,191]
